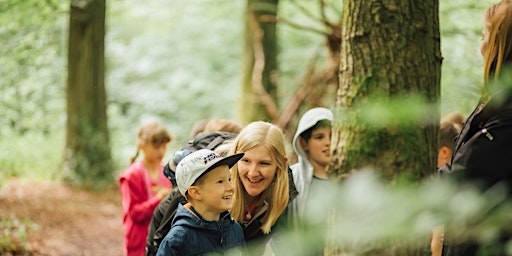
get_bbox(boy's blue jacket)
[156,203,245,256]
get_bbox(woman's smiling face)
[237,144,277,201]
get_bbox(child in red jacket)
[119,121,173,256]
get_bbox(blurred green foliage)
[274,171,512,255]
[439,0,497,115]
[0,217,37,254]
[0,131,63,184]
[0,0,499,183]
[0,0,67,136]
[0,0,336,181]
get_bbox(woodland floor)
[0,178,124,256]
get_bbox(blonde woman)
[229,121,298,254]
[440,1,512,254]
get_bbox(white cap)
[176,149,244,197]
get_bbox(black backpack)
[163,131,237,187]
[146,131,237,256]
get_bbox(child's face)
[140,142,168,163]
[301,126,331,168]
[437,146,452,168]
[237,144,277,201]
[195,165,234,213]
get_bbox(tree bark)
[326,0,441,254]
[63,0,113,189]
[330,0,441,180]
[238,0,279,124]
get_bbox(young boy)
[290,107,333,217]
[437,121,460,168]
[431,121,460,256]
[286,107,333,254]
[156,149,245,256]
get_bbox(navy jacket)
[156,203,244,256]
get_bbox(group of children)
[118,107,473,256]
[117,1,512,255]
[118,110,334,256]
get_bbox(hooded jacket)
[118,162,171,256]
[146,132,238,256]
[156,203,245,256]
[289,107,333,219]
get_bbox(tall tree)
[327,0,441,254]
[238,0,342,135]
[238,0,279,124]
[63,0,113,188]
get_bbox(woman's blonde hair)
[130,121,172,163]
[483,0,512,85]
[229,121,289,234]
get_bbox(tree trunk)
[238,0,279,124]
[63,0,113,189]
[326,0,441,254]
[330,0,441,180]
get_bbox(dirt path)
[0,179,124,256]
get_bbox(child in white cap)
[156,149,245,256]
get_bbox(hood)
[292,107,334,161]
[172,203,232,232]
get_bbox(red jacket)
[119,162,172,256]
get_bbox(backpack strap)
[206,133,233,150]
[153,189,186,253]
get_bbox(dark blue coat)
[156,203,244,256]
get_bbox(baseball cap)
[175,149,244,197]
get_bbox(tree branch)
[275,50,320,129]
[248,12,280,121]
[261,14,330,36]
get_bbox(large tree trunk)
[63,0,113,189]
[238,0,279,124]
[326,0,441,254]
[330,0,441,180]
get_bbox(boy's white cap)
[176,149,244,197]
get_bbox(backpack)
[146,131,237,256]
[163,131,237,187]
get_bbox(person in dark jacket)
[440,0,512,197]
[149,122,299,255]
[146,131,239,256]
[156,149,245,256]
[439,1,512,254]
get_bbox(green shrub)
[0,131,63,181]
[0,217,37,254]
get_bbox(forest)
[1,0,489,181]
[3,0,325,182]
[1,0,510,255]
